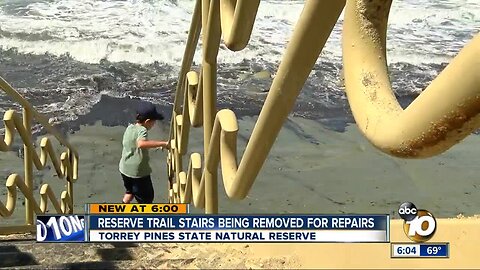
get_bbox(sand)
[5,115,480,219]
[2,115,480,268]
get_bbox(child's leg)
[123,193,134,203]
[131,175,154,203]
[121,174,135,203]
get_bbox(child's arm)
[137,139,169,149]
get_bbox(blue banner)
[36,215,87,242]
[88,214,388,230]
[420,244,449,257]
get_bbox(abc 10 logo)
[399,202,437,242]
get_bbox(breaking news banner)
[86,203,188,214]
[87,214,389,243]
[391,202,450,258]
[36,215,87,243]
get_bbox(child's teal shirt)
[119,124,152,178]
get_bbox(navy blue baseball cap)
[136,102,164,121]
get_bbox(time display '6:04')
[392,244,420,257]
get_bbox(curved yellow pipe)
[39,184,63,213]
[0,174,71,217]
[343,0,480,158]
[219,0,260,51]
[187,71,203,127]
[203,109,239,198]
[180,153,204,208]
[0,110,77,181]
[175,71,202,155]
[0,76,79,159]
[0,174,23,217]
[170,0,346,209]
[174,110,236,205]
[0,174,72,218]
[60,191,71,214]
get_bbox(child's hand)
[155,143,170,152]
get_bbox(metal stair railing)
[0,77,79,235]
[343,0,480,157]
[167,0,479,214]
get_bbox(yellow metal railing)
[343,0,480,158]
[0,77,79,235]
[168,0,479,213]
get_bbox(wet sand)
[2,113,480,226]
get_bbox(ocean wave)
[0,0,476,131]
[0,0,477,66]
[0,48,449,131]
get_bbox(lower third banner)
[87,214,389,243]
[88,229,388,242]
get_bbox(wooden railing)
[0,77,79,235]
[166,0,479,213]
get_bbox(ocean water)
[0,0,478,130]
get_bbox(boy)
[119,103,169,203]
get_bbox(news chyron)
[37,215,86,242]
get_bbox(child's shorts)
[121,173,154,203]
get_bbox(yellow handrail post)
[169,0,202,146]
[67,149,73,214]
[202,0,222,214]
[167,0,202,199]
[22,108,34,226]
[172,116,182,177]
[174,143,183,190]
